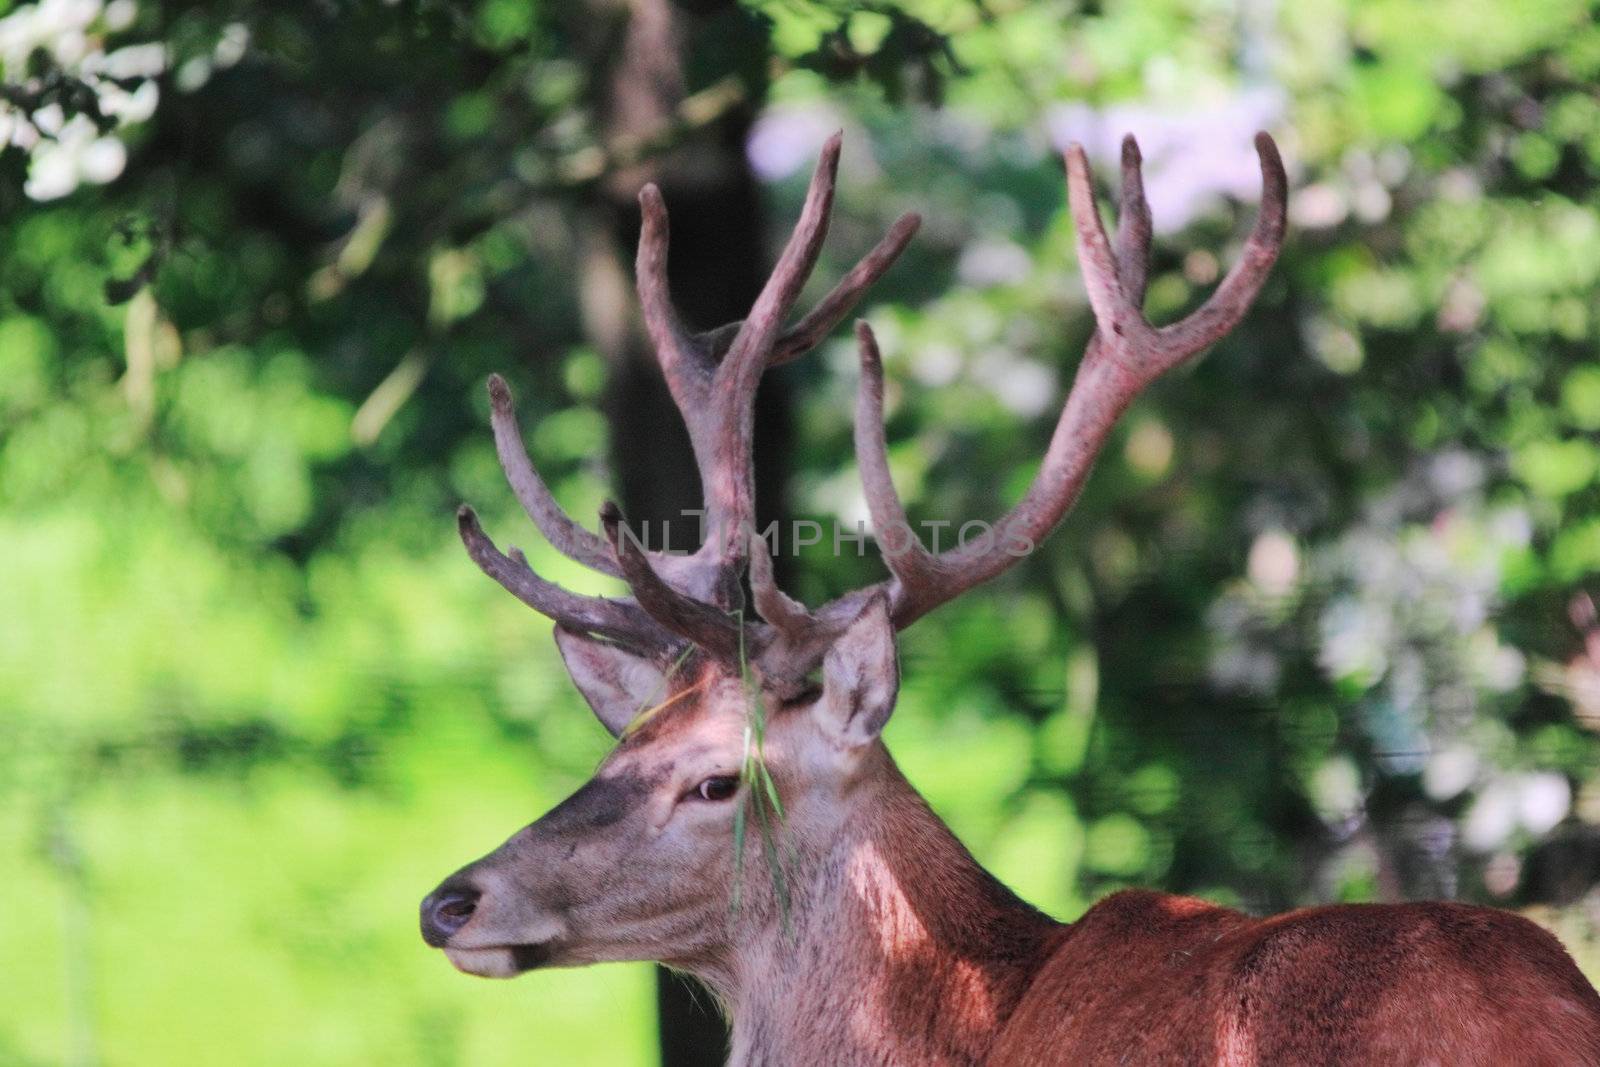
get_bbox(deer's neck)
[711,750,1063,1067]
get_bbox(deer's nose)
[420,880,481,947]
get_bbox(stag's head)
[420,132,1286,978]
[419,596,901,978]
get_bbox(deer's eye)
[692,776,740,802]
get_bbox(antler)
[815,132,1288,631]
[459,133,921,661]
[459,131,1286,678]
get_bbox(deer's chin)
[443,942,555,978]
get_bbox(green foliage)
[7,0,1600,1063]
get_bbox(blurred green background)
[5,0,1600,1063]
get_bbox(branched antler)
[460,134,920,663]
[458,131,1287,681]
[456,504,675,656]
[826,132,1287,630]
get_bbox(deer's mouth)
[444,941,556,978]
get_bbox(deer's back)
[990,889,1600,1066]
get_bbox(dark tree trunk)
[571,1,787,1062]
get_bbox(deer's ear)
[553,628,666,737]
[818,595,900,749]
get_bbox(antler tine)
[636,183,714,409]
[697,133,843,570]
[1111,134,1154,306]
[487,375,622,578]
[1070,134,1157,373]
[695,211,923,370]
[823,132,1288,632]
[767,210,923,367]
[1065,143,1163,360]
[600,502,744,660]
[1154,132,1287,358]
[457,505,676,657]
[748,527,815,637]
[851,321,945,618]
[716,131,843,378]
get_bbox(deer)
[419,131,1600,1065]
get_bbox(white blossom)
[0,0,170,200]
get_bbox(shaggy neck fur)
[699,748,1064,1066]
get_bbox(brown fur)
[994,890,1600,1066]
[726,752,1600,1066]
[714,747,1060,1065]
[424,654,1600,1066]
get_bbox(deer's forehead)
[607,683,754,765]
[600,739,727,789]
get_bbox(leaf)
[1561,367,1600,430]
[757,761,784,819]
[1512,438,1600,499]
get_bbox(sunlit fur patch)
[1215,1004,1257,1065]
[948,959,998,1033]
[843,837,1000,1042]
[847,839,929,955]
